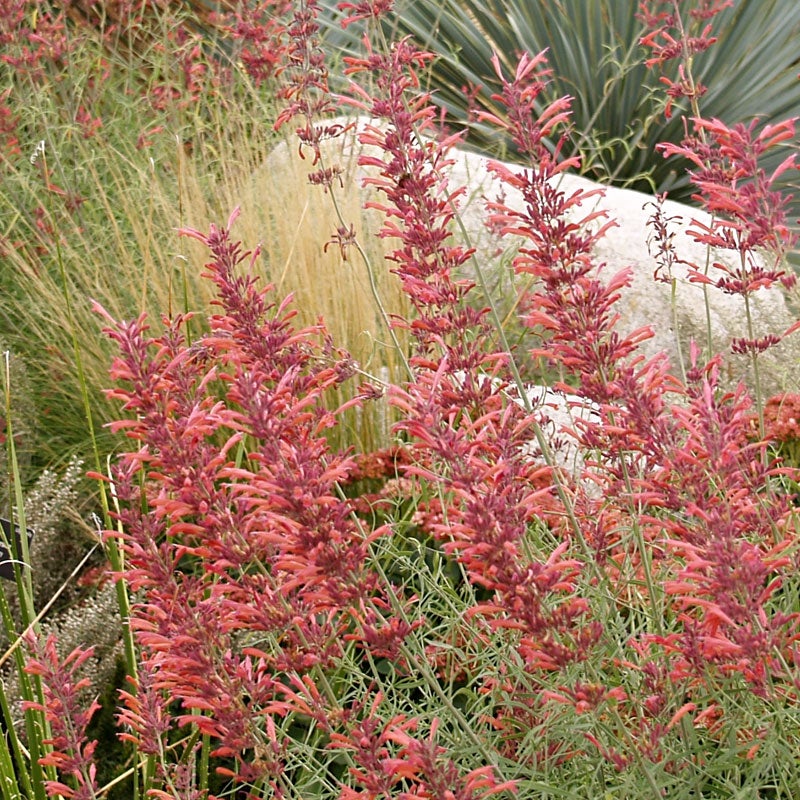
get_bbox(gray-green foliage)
[24,457,92,612]
[0,455,120,730]
[1,456,94,630]
[320,0,800,214]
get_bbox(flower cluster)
[214,1,293,86]
[765,393,800,444]
[637,0,732,118]
[19,0,800,796]
[90,209,387,788]
[343,21,606,682]
[23,634,101,800]
[660,117,799,275]
[274,0,347,166]
[639,0,799,416]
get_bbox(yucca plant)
[320,0,800,219]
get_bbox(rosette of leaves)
[320,0,800,242]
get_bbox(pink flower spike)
[226,205,241,231]
[514,49,549,82]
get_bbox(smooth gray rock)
[261,117,800,395]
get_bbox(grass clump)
[0,0,405,468]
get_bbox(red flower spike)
[96,211,396,786]
[660,117,798,272]
[215,1,292,86]
[637,0,732,117]
[273,0,348,164]
[23,633,101,799]
[338,0,395,27]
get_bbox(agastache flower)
[274,0,346,165]
[0,0,74,83]
[344,36,490,369]
[637,0,732,118]
[483,50,680,486]
[329,708,515,800]
[640,1,799,416]
[116,659,172,756]
[98,209,396,787]
[23,633,101,800]
[764,393,800,444]
[660,117,798,271]
[338,0,395,28]
[634,347,800,697]
[214,0,292,86]
[645,193,689,284]
[480,51,574,167]
[344,34,603,678]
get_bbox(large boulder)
[450,157,800,395]
[256,118,800,395]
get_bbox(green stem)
[744,276,765,436]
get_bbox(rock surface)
[260,118,800,395]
